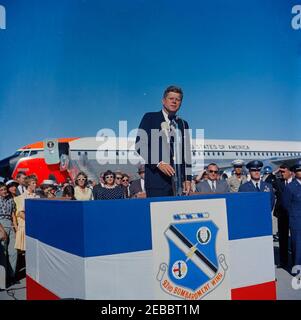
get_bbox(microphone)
[161,121,170,143]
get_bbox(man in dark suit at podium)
[135,85,192,198]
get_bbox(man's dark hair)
[0,182,6,189]
[280,164,290,170]
[163,85,183,99]
[16,172,26,179]
[208,163,219,169]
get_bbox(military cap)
[232,159,244,167]
[246,160,263,170]
[263,166,273,174]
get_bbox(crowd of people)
[0,158,301,289]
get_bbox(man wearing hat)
[130,165,146,198]
[262,166,277,187]
[274,163,293,268]
[283,160,301,267]
[239,160,275,208]
[227,160,247,192]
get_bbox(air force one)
[0,137,300,184]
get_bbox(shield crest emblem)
[165,220,219,291]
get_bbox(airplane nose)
[0,157,13,180]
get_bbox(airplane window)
[78,152,81,156]
[207,152,210,156]
[193,151,196,156]
[85,152,88,156]
[22,151,30,157]
[240,152,243,156]
[262,153,264,156]
[245,152,247,156]
[212,152,215,156]
[236,152,238,156]
[203,152,205,156]
[217,152,220,156]
[116,151,119,156]
[222,152,224,156]
[30,151,38,156]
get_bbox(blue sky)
[0,0,300,158]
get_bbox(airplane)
[0,137,300,185]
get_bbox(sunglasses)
[250,169,261,172]
[116,177,122,180]
[122,179,129,182]
[105,175,114,179]
[77,178,86,181]
[209,170,218,174]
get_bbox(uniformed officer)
[274,163,293,268]
[283,160,301,266]
[239,160,275,209]
[262,165,277,188]
[227,159,248,192]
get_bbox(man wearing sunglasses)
[195,163,230,194]
[283,160,301,268]
[239,160,275,208]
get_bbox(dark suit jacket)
[135,110,192,191]
[195,180,230,193]
[129,179,143,196]
[274,178,289,218]
[283,179,301,230]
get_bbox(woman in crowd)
[14,175,40,253]
[121,173,131,198]
[62,185,76,200]
[74,172,93,200]
[93,170,124,200]
[6,180,19,231]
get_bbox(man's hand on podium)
[157,162,175,177]
[135,192,146,198]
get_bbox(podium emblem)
[157,219,228,299]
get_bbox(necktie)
[255,183,260,192]
[212,181,216,192]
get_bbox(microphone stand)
[170,117,183,196]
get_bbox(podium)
[25,193,276,300]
